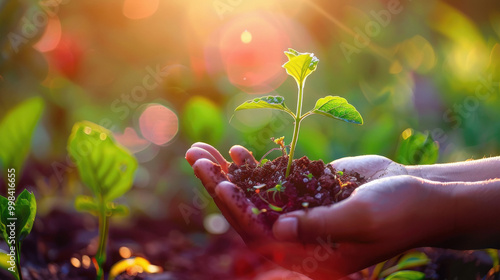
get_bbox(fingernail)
[273,217,298,241]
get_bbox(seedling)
[235,49,363,177]
[68,121,137,280]
[0,189,37,280]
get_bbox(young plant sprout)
[235,49,363,177]
[0,190,36,280]
[68,121,137,280]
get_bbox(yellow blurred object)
[108,257,163,280]
[241,30,252,44]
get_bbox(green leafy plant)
[0,97,44,185]
[396,128,439,165]
[0,189,37,280]
[235,49,363,177]
[68,121,137,280]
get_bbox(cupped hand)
[273,175,455,274]
[330,155,408,182]
[186,143,376,279]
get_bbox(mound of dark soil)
[227,156,366,229]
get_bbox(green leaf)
[396,129,439,165]
[396,251,430,269]
[282,48,319,84]
[268,204,283,212]
[381,251,430,278]
[0,190,36,243]
[0,97,44,182]
[0,251,18,279]
[310,96,363,124]
[106,202,129,217]
[75,195,99,215]
[385,270,425,280]
[182,97,225,144]
[234,96,295,117]
[68,121,138,202]
[16,190,36,241]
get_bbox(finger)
[330,155,392,180]
[185,147,218,166]
[192,142,229,172]
[229,145,258,167]
[273,199,369,243]
[192,158,229,195]
[215,181,269,239]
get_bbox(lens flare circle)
[139,104,178,146]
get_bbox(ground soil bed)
[227,156,366,229]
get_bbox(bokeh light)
[123,0,159,20]
[33,17,62,53]
[203,213,230,235]
[139,104,179,146]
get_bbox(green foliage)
[396,129,439,165]
[234,49,363,177]
[0,97,44,182]
[380,251,430,278]
[182,96,225,145]
[0,189,36,244]
[384,270,425,280]
[234,96,295,117]
[0,189,37,280]
[311,96,363,124]
[68,121,138,202]
[282,48,319,84]
[67,121,137,280]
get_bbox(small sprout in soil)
[252,185,284,213]
[307,173,314,179]
[235,48,363,178]
[258,158,269,167]
[0,189,36,280]
[337,170,344,176]
[68,121,137,280]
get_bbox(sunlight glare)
[241,30,252,44]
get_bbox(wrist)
[446,179,500,249]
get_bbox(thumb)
[273,198,370,243]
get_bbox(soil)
[227,155,366,229]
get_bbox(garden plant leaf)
[68,121,138,202]
[234,96,294,117]
[0,190,36,243]
[75,195,99,215]
[310,96,363,124]
[0,97,44,181]
[282,48,319,84]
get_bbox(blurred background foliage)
[0,0,499,250]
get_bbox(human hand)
[186,143,373,279]
[272,175,455,275]
[330,155,408,182]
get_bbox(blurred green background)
[0,0,499,276]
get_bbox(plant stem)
[15,243,22,280]
[285,80,305,177]
[96,203,109,280]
